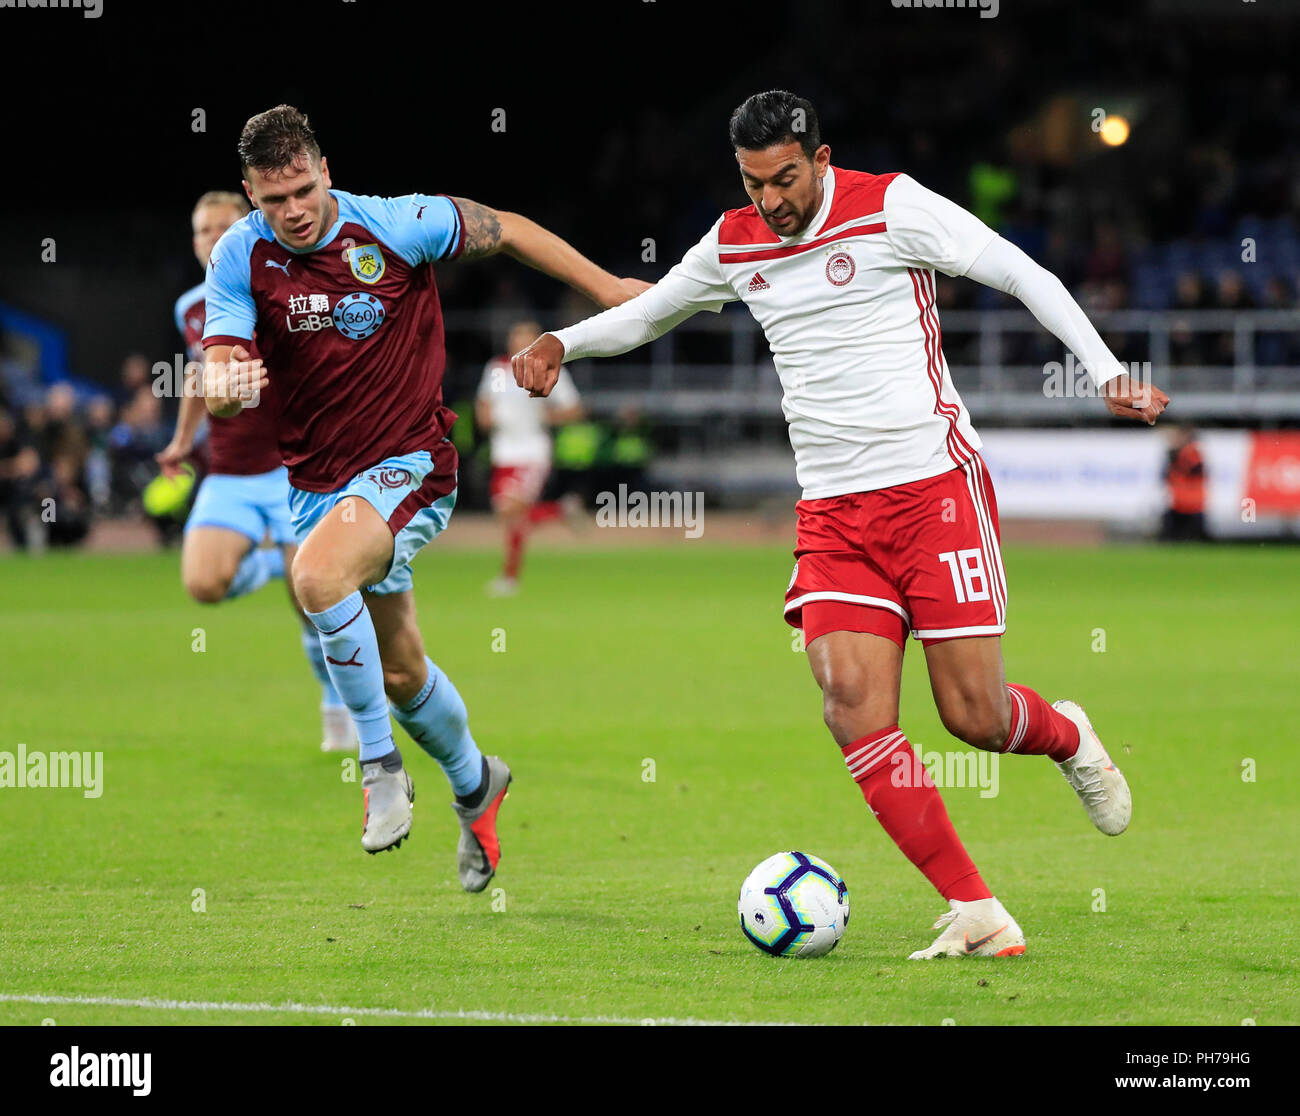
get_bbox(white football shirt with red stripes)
[477,357,580,466]
[554,166,997,499]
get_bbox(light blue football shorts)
[287,444,458,596]
[186,465,296,547]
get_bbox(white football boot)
[909,897,1026,959]
[452,755,513,892]
[319,703,358,753]
[1052,700,1132,835]
[485,576,519,597]
[361,763,414,853]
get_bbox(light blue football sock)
[300,625,344,707]
[390,656,484,795]
[225,546,285,600]
[304,591,393,762]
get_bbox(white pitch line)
[0,992,807,1027]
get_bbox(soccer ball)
[737,851,849,958]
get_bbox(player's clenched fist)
[1102,373,1170,426]
[204,345,269,417]
[511,333,565,398]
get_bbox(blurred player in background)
[514,90,1170,958]
[157,190,356,753]
[203,106,646,889]
[476,318,584,596]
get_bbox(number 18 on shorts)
[784,456,1007,649]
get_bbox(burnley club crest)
[345,243,386,285]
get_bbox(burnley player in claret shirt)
[514,90,1170,957]
[202,105,647,890]
[159,190,357,756]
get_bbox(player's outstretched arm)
[965,237,1169,424]
[885,176,1168,423]
[156,378,206,476]
[201,344,268,418]
[513,222,737,397]
[448,196,646,309]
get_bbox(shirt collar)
[782,164,835,243]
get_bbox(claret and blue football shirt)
[203,191,466,492]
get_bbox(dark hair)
[728,90,821,160]
[238,104,321,175]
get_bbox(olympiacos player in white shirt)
[476,318,584,595]
[513,91,1170,960]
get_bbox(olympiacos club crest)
[826,250,855,286]
[345,243,386,284]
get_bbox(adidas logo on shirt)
[747,272,770,292]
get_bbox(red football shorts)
[489,463,549,507]
[784,455,1007,649]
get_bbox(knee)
[291,550,348,615]
[940,691,1011,752]
[183,572,229,605]
[820,665,875,739]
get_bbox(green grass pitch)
[0,542,1296,1025]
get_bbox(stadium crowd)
[2,12,1297,552]
[0,334,655,553]
[0,351,172,550]
[2,232,1296,554]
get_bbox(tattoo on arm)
[449,197,503,259]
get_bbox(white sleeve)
[552,219,736,362]
[965,236,1127,387]
[476,360,502,399]
[883,174,999,278]
[546,367,581,409]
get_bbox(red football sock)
[503,524,526,579]
[1003,684,1080,761]
[841,726,992,902]
[527,501,564,526]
